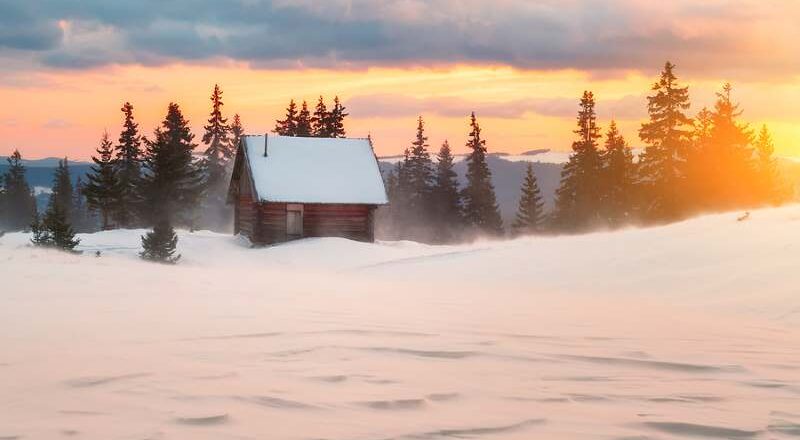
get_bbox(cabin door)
[286,204,303,238]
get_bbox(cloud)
[42,118,74,129]
[346,93,647,121]
[1,0,798,78]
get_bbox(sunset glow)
[1,1,800,159]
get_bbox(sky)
[1,0,800,160]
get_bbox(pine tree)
[71,176,94,232]
[31,165,80,251]
[754,125,787,204]
[140,219,181,264]
[140,102,203,226]
[295,101,313,137]
[201,84,232,190]
[85,132,120,230]
[200,85,233,228]
[430,140,463,240]
[328,96,348,138]
[50,158,74,221]
[512,163,545,234]
[706,83,755,209]
[230,113,244,150]
[1,150,37,231]
[275,100,299,136]
[553,91,603,231]
[638,62,693,220]
[115,102,143,227]
[312,96,331,137]
[686,107,715,208]
[400,116,435,220]
[462,113,503,235]
[601,121,636,226]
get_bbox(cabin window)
[286,204,303,237]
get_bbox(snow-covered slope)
[1,206,799,439]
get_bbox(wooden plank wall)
[303,204,373,242]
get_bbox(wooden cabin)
[227,135,388,245]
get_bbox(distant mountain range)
[0,157,93,211]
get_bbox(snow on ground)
[1,206,800,439]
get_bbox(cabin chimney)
[264,133,269,157]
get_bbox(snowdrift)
[1,205,799,439]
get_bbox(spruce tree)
[553,91,603,231]
[274,100,299,136]
[31,165,80,251]
[686,107,715,208]
[71,176,94,233]
[638,62,693,220]
[328,96,348,138]
[201,84,232,187]
[140,102,203,226]
[706,83,755,208]
[401,116,435,222]
[1,150,37,231]
[512,163,545,235]
[115,102,143,227]
[50,158,74,221]
[601,121,636,226]
[85,131,121,230]
[462,113,503,235]
[295,101,313,137]
[754,125,787,204]
[200,85,233,228]
[431,140,463,240]
[230,113,244,150]
[140,219,180,264]
[312,96,331,137]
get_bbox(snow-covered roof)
[242,135,388,205]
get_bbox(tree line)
[0,88,351,262]
[0,85,245,261]
[381,62,789,243]
[0,62,791,253]
[274,96,348,138]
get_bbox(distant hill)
[0,159,93,211]
[379,156,563,224]
[0,156,92,168]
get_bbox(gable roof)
[239,135,388,205]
